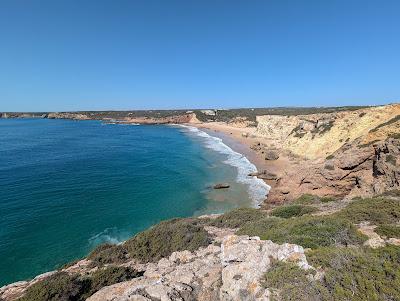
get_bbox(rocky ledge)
[1,226,313,301]
[87,227,312,301]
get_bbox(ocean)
[0,118,268,286]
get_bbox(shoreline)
[0,120,269,288]
[176,124,270,208]
[190,122,289,203]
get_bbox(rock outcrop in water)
[213,183,230,189]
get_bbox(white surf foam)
[88,227,122,246]
[177,125,270,207]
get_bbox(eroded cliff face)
[266,138,400,203]
[255,104,400,160]
[253,104,400,203]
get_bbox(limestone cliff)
[250,104,400,203]
[255,104,400,160]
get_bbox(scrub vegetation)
[265,246,400,301]
[209,207,268,228]
[16,193,400,301]
[270,204,318,218]
[216,194,400,300]
[18,266,143,301]
[237,215,365,249]
[88,217,212,267]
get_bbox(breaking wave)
[177,125,270,207]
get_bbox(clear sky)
[0,0,399,111]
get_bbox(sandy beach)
[192,122,291,201]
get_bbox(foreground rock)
[86,231,311,301]
[0,226,312,301]
[264,151,279,161]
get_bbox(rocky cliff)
[250,104,400,203]
[255,104,400,160]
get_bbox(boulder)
[214,183,230,189]
[264,151,279,160]
[248,170,278,180]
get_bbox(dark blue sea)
[0,118,268,286]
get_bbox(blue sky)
[0,0,399,111]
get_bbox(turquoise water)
[0,119,268,286]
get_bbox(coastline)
[190,122,288,204]
[176,124,270,207]
[0,119,268,287]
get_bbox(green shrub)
[18,267,143,301]
[236,217,281,237]
[379,189,400,198]
[319,121,334,134]
[294,194,336,205]
[324,164,334,170]
[18,272,90,301]
[337,197,400,225]
[265,246,400,301]
[386,154,397,165]
[319,197,335,203]
[125,218,211,263]
[87,266,143,296]
[263,261,325,301]
[369,115,400,132]
[88,243,128,266]
[294,194,320,205]
[237,216,365,249]
[389,133,400,139]
[271,205,317,218]
[375,224,400,238]
[209,208,267,228]
[307,246,400,301]
[88,218,212,265]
